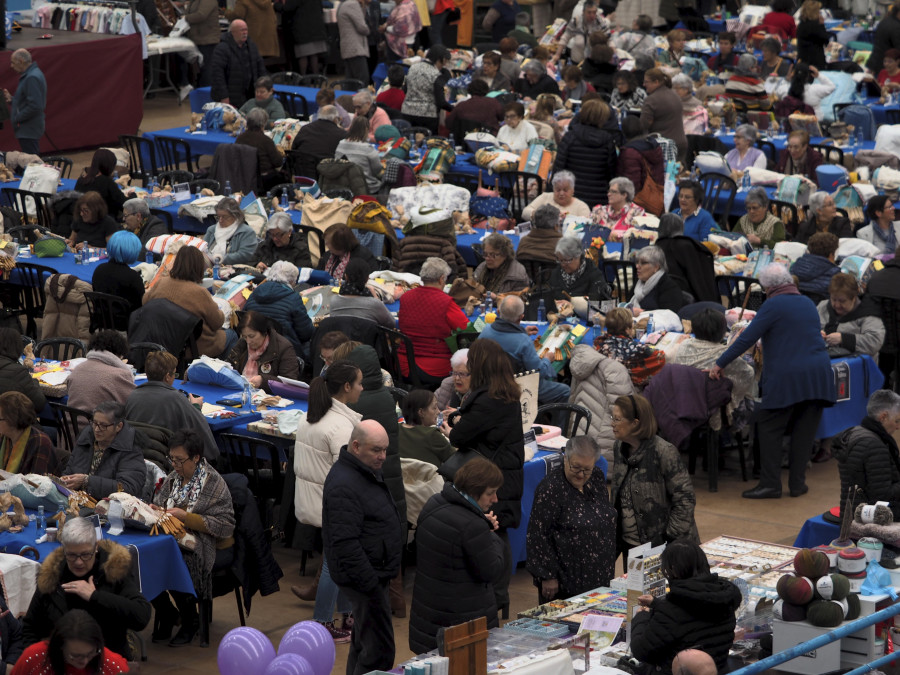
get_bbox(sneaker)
[178,84,194,102]
[342,613,354,633]
[323,621,350,643]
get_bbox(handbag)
[633,157,664,216]
[438,448,487,481]
[33,236,66,258]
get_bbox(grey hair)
[266,260,300,285]
[758,263,793,289]
[215,197,245,223]
[808,191,830,217]
[760,37,782,54]
[59,516,98,549]
[555,236,583,260]
[867,389,900,418]
[318,105,339,122]
[11,49,32,65]
[657,213,684,238]
[522,60,546,75]
[266,212,293,233]
[419,256,451,283]
[123,198,150,217]
[533,204,561,230]
[745,187,770,210]
[609,176,635,201]
[498,294,525,321]
[636,245,667,272]
[246,108,269,131]
[672,73,693,92]
[734,124,758,143]
[352,90,374,105]
[737,53,758,73]
[551,170,576,190]
[450,348,469,368]
[93,401,125,425]
[565,435,602,463]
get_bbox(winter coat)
[641,86,688,163]
[229,330,300,393]
[283,0,327,46]
[0,596,22,669]
[553,118,619,208]
[91,261,145,330]
[315,158,369,197]
[183,0,220,45]
[210,32,267,107]
[795,215,854,244]
[448,387,524,530]
[610,435,698,550]
[817,296,886,358]
[514,73,560,100]
[224,0,279,57]
[536,263,611,317]
[128,297,211,362]
[473,259,531,294]
[41,273,91,343]
[630,573,742,674]
[143,277,226,358]
[254,231,312,269]
[515,227,561,264]
[867,256,900,301]
[776,145,824,179]
[11,63,45,141]
[202,222,259,265]
[323,447,403,593]
[290,120,348,179]
[346,346,408,525]
[0,356,46,413]
[656,236,718,303]
[74,175,127,218]
[327,295,395,328]
[337,0,369,59]
[835,416,900,520]
[797,18,830,70]
[22,540,151,659]
[568,344,634,453]
[67,350,135,412]
[409,482,504,653]
[394,233,467,280]
[65,422,146,499]
[294,398,361,527]
[868,12,900,75]
[791,253,840,301]
[617,138,665,192]
[397,285,469,378]
[635,273,686,313]
[244,281,314,352]
[317,243,377,277]
[402,60,446,119]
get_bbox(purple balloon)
[262,654,315,675]
[278,622,336,675]
[218,627,277,675]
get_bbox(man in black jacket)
[323,421,402,675]
[209,20,267,107]
[290,106,348,179]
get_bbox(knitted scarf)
[0,427,30,473]
[765,283,800,298]
[326,251,352,281]
[478,257,513,294]
[167,457,209,513]
[873,221,898,254]
[630,268,664,307]
[740,211,780,243]
[242,335,270,380]
[560,258,587,289]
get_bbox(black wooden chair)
[716,274,765,311]
[35,337,85,361]
[602,260,638,303]
[155,137,196,174]
[158,170,194,187]
[389,386,408,406]
[274,91,309,120]
[119,134,158,185]
[378,326,423,389]
[149,208,175,235]
[8,262,54,338]
[888,109,900,125]
[84,291,132,333]
[42,156,73,179]
[128,342,167,372]
[47,401,92,454]
[443,171,481,194]
[536,403,592,438]
[330,78,365,91]
[2,188,53,230]
[190,178,221,194]
[769,199,803,240]
[496,171,544,222]
[755,139,778,170]
[297,74,328,88]
[271,71,303,85]
[699,172,737,227]
[809,143,844,166]
[403,126,433,142]
[219,434,284,533]
[296,224,326,265]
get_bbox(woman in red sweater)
[763,0,796,39]
[398,256,469,388]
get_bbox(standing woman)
[796,0,830,70]
[640,68,687,165]
[553,98,619,208]
[401,45,452,134]
[383,0,422,62]
[446,339,524,615]
[284,0,327,74]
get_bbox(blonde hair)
[799,0,821,21]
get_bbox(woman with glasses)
[672,181,715,243]
[858,195,900,256]
[150,430,234,647]
[67,330,134,413]
[775,129,824,180]
[253,212,312,272]
[228,310,299,393]
[628,246,686,316]
[474,233,529,297]
[609,394,698,562]
[317,223,377,282]
[65,191,121,251]
[735,187,786,249]
[591,177,646,241]
[201,197,258,266]
[399,389,455,468]
[538,233,611,320]
[59,401,145,499]
[435,348,470,410]
[496,101,538,152]
[796,191,853,244]
[15,609,126,675]
[526,436,615,602]
[21,518,151,661]
[520,170,590,226]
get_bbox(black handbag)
[438,449,485,482]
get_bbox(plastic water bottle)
[449,133,456,149]
[741,169,751,192]
[435,411,444,429]
[243,378,254,411]
[224,180,232,196]
[212,259,220,280]
[646,314,655,336]
[281,191,289,210]
[74,249,82,265]
[537,298,546,324]
[145,250,154,264]
[200,116,208,134]
[36,505,45,535]
[856,125,864,148]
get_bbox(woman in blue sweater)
[711,264,835,500]
[672,181,717,242]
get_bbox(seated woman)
[67,330,134,412]
[836,390,900,520]
[520,170,591,225]
[15,609,122,675]
[435,348,470,410]
[230,310,300,393]
[736,187,786,249]
[335,116,384,194]
[327,258,394,328]
[592,177,646,241]
[125,351,218,462]
[66,191,120,250]
[595,308,666,387]
[672,74,708,135]
[144,245,238,359]
[540,233,611,317]
[779,63,835,120]
[561,65,595,102]
[123,198,168,260]
[398,388,455,467]
[790,231,840,303]
[202,198,258,266]
[235,108,285,191]
[393,209,467,281]
[818,273,886,358]
[628,246,685,315]
[91,230,144,331]
[796,191,854,243]
[0,391,58,474]
[672,181,716,242]
[630,540,741,673]
[657,29,686,69]
[74,149,127,218]
[609,70,647,112]
[527,436,615,601]
[60,401,146,499]
[724,54,772,111]
[517,202,562,264]
[151,430,235,647]
[244,260,314,354]
[876,48,900,92]
[317,223,377,282]
[497,101,539,152]
[760,37,792,78]
[474,232,530,296]
[725,125,767,181]
[254,212,312,272]
[776,129,824,179]
[655,214,719,304]
[0,327,45,412]
[857,196,900,255]
[525,95,562,144]
[471,51,512,91]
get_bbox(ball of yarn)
[846,593,861,620]
[854,502,894,526]
[816,574,851,601]
[773,599,808,622]
[807,599,845,627]
[832,598,850,618]
[777,574,815,605]
[794,549,830,580]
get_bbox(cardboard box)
[772,619,841,674]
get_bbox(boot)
[169,595,198,648]
[291,560,322,602]
[389,574,406,618]
[151,595,180,644]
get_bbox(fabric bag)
[775,175,812,206]
[693,151,730,177]
[33,236,66,258]
[20,164,60,196]
[185,357,244,389]
[0,474,69,512]
[633,157,665,216]
[300,193,353,265]
[787,112,822,138]
[518,144,553,180]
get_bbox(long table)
[188,85,355,116]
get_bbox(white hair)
[758,263,793,289]
[266,212,293,232]
[265,260,300,285]
[551,170,576,189]
[498,295,525,321]
[450,348,469,368]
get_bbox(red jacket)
[398,285,469,377]
[762,11,796,39]
[617,138,665,191]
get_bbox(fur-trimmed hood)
[37,539,132,594]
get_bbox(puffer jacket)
[568,345,634,455]
[791,253,840,300]
[617,138,665,191]
[253,232,312,269]
[0,356,46,412]
[65,423,146,499]
[835,416,900,520]
[448,387,524,530]
[630,573,742,675]
[244,281,314,352]
[293,398,361,527]
[209,31,267,107]
[394,233,467,281]
[41,273,91,342]
[345,346,407,526]
[817,296,886,358]
[553,117,620,207]
[316,158,368,197]
[409,482,504,654]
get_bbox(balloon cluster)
[217,622,337,675]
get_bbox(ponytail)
[307,360,360,424]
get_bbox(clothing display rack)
[34,0,139,35]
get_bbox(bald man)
[3,49,46,155]
[322,420,403,675]
[673,649,718,675]
[209,19,267,107]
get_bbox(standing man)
[177,0,220,93]
[323,420,402,675]
[337,0,370,86]
[4,49,46,155]
[209,19,267,107]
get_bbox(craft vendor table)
[0,28,143,152]
[188,85,356,116]
[794,513,840,548]
[0,513,195,599]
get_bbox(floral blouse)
[592,201,647,237]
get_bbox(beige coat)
[225,0,279,57]
[184,0,221,46]
[143,277,226,358]
[293,399,362,527]
[41,274,92,342]
[336,0,369,60]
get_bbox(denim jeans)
[313,556,351,623]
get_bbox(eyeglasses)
[168,455,191,468]
[556,257,577,265]
[64,550,97,563]
[91,420,114,430]
[787,144,805,150]
[504,114,519,120]
[215,214,235,222]
[483,251,503,259]
[451,371,470,379]
[566,457,593,476]
[611,416,627,424]
[635,260,652,266]
[65,649,100,663]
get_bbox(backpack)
[775,175,812,206]
[774,95,814,119]
[838,104,876,141]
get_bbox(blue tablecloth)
[0,515,195,599]
[188,85,355,116]
[142,126,236,160]
[794,513,840,548]
[816,354,883,439]
[8,251,104,284]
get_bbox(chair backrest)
[35,337,85,361]
[769,199,802,240]
[330,78,365,91]
[403,126,433,142]
[6,224,49,244]
[809,143,844,166]
[389,386,408,406]
[602,260,638,302]
[378,325,422,388]
[699,172,737,226]
[297,74,327,88]
[274,91,309,120]
[148,208,174,235]
[14,261,54,316]
[271,71,303,85]
[716,274,765,311]
[309,315,385,376]
[42,156,73,179]
[888,109,900,125]
[295,224,325,265]
[118,134,158,184]
[158,170,194,187]
[443,171,481,194]
[536,403,593,437]
[2,188,53,230]
[83,291,132,333]
[496,171,543,222]
[47,401,92,454]
[190,179,221,194]
[323,188,354,200]
[755,139,778,170]
[155,136,195,174]
[210,144,259,195]
[219,433,283,530]
[127,342,167,372]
